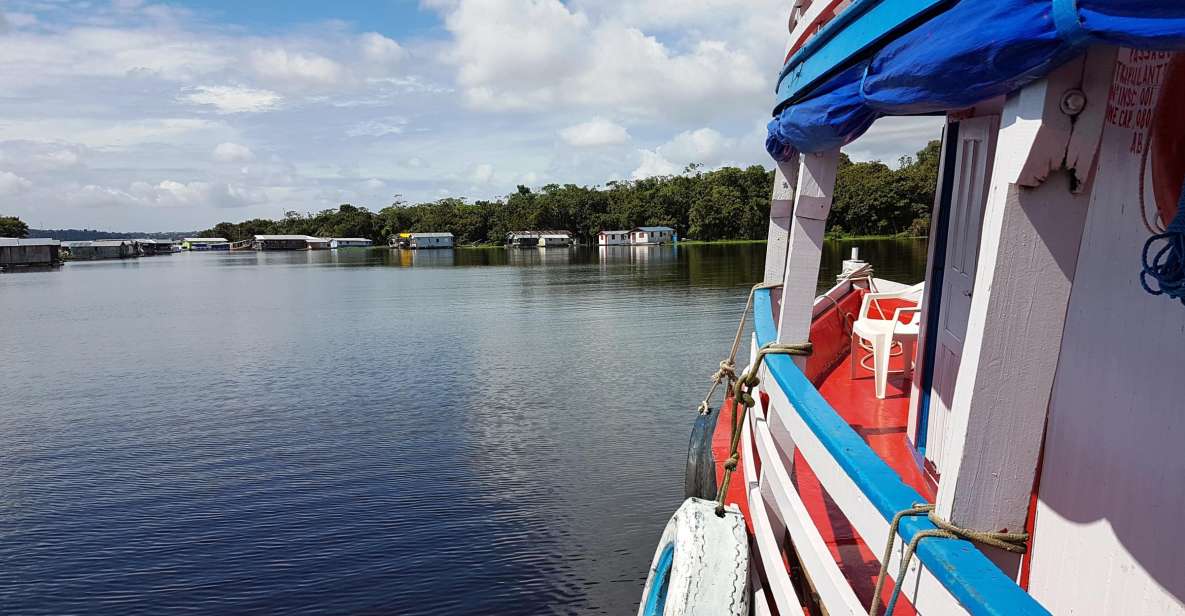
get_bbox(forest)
[4,141,940,245]
[199,141,939,245]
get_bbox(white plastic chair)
[851,283,924,399]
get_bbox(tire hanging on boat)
[637,498,749,616]
[683,410,719,500]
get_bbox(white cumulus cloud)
[359,33,406,64]
[212,142,254,162]
[559,118,630,147]
[250,48,345,86]
[631,150,678,180]
[182,85,282,114]
[0,170,32,195]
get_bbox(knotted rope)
[1140,179,1185,306]
[868,504,1029,616]
[696,282,783,415]
[714,340,812,517]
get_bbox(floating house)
[67,240,138,260]
[182,237,230,251]
[254,235,329,251]
[630,226,675,245]
[409,232,454,249]
[598,230,631,246]
[135,239,174,255]
[506,231,541,247]
[330,238,374,249]
[507,230,573,247]
[538,232,574,247]
[0,238,61,268]
[254,235,307,250]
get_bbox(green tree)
[0,216,29,238]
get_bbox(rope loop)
[693,283,784,419]
[868,504,1030,616]
[1139,178,1185,306]
[713,338,811,518]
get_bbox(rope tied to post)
[696,282,784,416]
[1140,178,1185,306]
[868,504,1029,616]
[714,340,813,517]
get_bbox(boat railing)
[742,287,1048,615]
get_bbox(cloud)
[359,32,406,64]
[471,163,494,183]
[660,128,729,164]
[0,170,32,195]
[213,142,254,162]
[559,118,630,147]
[346,116,408,138]
[631,127,734,179]
[434,0,766,118]
[182,85,282,114]
[631,150,678,180]
[77,180,265,208]
[250,48,346,86]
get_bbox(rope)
[1140,179,1185,306]
[868,504,1029,616]
[714,341,813,517]
[696,282,783,415]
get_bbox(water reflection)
[0,239,930,615]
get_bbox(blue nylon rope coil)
[1140,180,1185,306]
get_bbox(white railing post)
[765,156,801,285]
[778,149,840,370]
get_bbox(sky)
[0,0,943,231]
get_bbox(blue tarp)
[767,0,1185,159]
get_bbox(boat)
[639,2,1185,614]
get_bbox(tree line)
[3,141,940,244]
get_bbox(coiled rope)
[1140,179,1185,306]
[868,504,1029,616]
[714,340,812,517]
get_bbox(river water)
[0,240,926,615]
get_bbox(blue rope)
[1140,180,1185,306]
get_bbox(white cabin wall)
[1029,50,1185,614]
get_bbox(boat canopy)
[766,0,1185,159]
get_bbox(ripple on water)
[0,243,927,614]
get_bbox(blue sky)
[178,0,442,38]
[0,0,940,231]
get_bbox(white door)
[925,116,998,478]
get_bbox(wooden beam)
[765,156,801,285]
[934,53,1116,546]
[777,149,839,370]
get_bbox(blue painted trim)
[752,289,1049,616]
[1052,0,1089,47]
[775,0,953,109]
[641,543,675,616]
[917,121,961,452]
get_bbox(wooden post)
[764,156,801,285]
[934,52,1115,559]
[777,149,839,370]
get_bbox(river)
[0,240,926,615]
